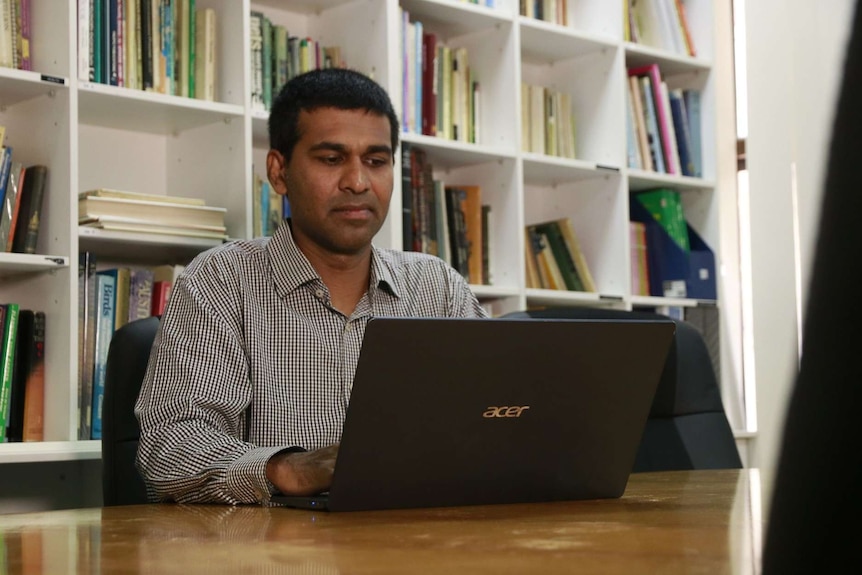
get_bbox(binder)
[630,200,715,300]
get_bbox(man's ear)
[266,150,289,197]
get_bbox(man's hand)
[266,444,339,496]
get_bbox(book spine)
[150,280,171,316]
[91,272,117,439]
[19,0,30,70]
[0,303,20,442]
[22,310,44,441]
[0,147,14,245]
[12,165,47,254]
[3,162,24,252]
[128,268,154,321]
[401,142,413,251]
[7,309,34,442]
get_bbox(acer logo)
[483,406,530,418]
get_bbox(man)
[135,68,487,505]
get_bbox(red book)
[151,281,172,316]
[422,32,438,136]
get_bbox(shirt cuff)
[227,445,304,504]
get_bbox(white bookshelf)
[0,0,719,465]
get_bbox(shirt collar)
[267,219,400,299]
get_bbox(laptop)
[271,316,675,512]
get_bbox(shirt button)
[315,289,324,298]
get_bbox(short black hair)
[268,68,400,163]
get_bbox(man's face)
[272,107,394,257]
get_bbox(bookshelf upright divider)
[0,0,718,466]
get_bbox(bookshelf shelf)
[519,19,617,64]
[624,43,713,74]
[77,229,223,263]
[77,86,245,134]
[522,156,613,186]
[401,0,506,37]
[0,70,68,108]
[403,133,516,168]
[0,0,722,476]
[0,254,69,277]
[630,295,717,309]
[0,441,101,464]
[627,169,716,192]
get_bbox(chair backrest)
[503,308,742,471]
[101,315,160,506]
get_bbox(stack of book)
[78,188,228,241]
[401,143,492,286]
[0,126,50,254]
[524,218,596,293]
[78,0,218,101]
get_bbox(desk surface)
[0,469,763,574]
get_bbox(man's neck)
[303,245,373,316]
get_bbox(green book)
[533,221,584,291]
[0,303,21,442]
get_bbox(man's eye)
[321,156,341,164]
[366,157,388,167]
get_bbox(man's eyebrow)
[308,142,392,156]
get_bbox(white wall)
[744,1,854,481]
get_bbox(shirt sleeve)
[135,272,285,505]
[444,265,490,318]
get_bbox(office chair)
[762,1,862,572]
[503,307,742,471]
[101,315,160,506]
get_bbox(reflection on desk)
[0,469,763,574]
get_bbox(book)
[2,161,25,251]
[556,218,597,293]
[79,215,228,240]
[91,271,118,439]
[11,164,47,254]
[6,309,35,442]
[128,267,154,322]
[0,149,17,249]
[668,88,696,177]
[194,7,216,102]
[532,221,584,292]
[630,222,647,296]
[77,252,98,440]
[22,310,45,441]
[78,195,227,228]
[629,75,653,171]
[444,187,470,281]
[0,303,20,442]
[400,142,413,251]
[99,267,131,331]
[455,185,484,284]
[629,64,675,175]
[151,280,172,316]
[79,188,206,206]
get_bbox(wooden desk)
[0,469,763,574]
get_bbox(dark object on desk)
[762,2,862,573]
[273,316,675,511]
[101,315,159,506]
[503,308,742,472]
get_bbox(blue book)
[91,271,117,439]
[684,90,703,178]
[668,89,695,177]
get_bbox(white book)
[78,196,227,228]
[78,0,91,81]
